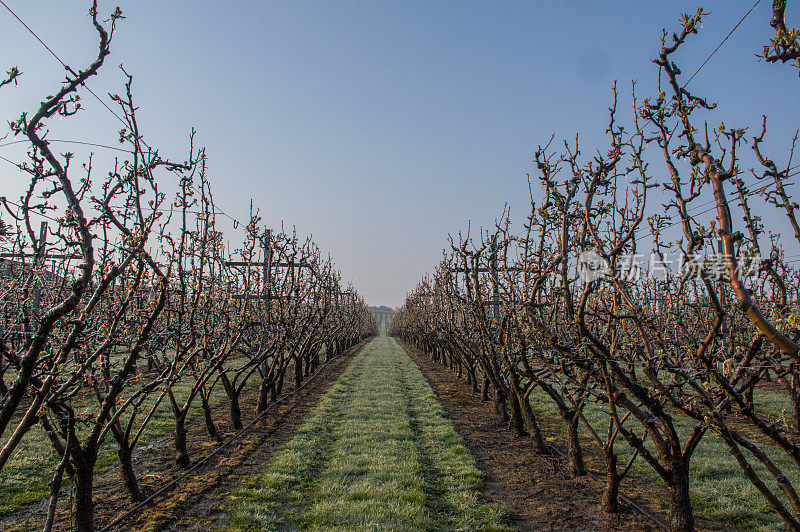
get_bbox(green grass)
[229,337,512,531]
[527,382,800,531]
[0,357,257,515]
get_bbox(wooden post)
[489,235,504,376]
[261,229,272,375]
[32,221,47,333]
[717,239,729,359]
[490,235,500,327]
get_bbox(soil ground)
[2,336,735,531]
[401,340,731,532]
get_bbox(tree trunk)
[601,449,621,514]
[325,343,333,362]
[258,378,271,412]
[566,413,586,477]
[200,391,223,442]
[517,388,548,453]
[791,375,800,433]
[270,377,279,403]
[745,383,755,407]
[229,390,243,431]
[277,370,285,396]
[44,454,67,532]
[507,393,526,436]
[667,465,695,532]
[117,444,143,502]
[294,355,303,388]
[175,414,190,468]
[494,387,510,422]
[505,370,529,438]
[71,453,96,532]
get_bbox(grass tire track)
[228,337,512,531]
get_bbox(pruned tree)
[762,0,800,74]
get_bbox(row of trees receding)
[392,8,800,532]
[0,3,376,530]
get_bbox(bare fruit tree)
[393,9,800,532]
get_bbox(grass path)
[228,337,511,531]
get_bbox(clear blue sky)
[2,1,798,306]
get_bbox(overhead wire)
[0,0,149,149]
[683,0,764,88]
[0,0,68,72]
[0,138,132,154]
[0,144,246,230]
[3,0,793,265]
